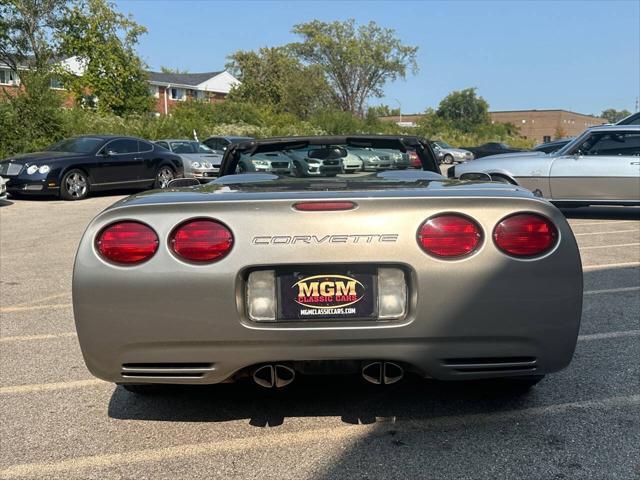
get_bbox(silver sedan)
[451,125,640,206]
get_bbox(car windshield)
[47,137,104,153]
[232,144,422,178]
[434,141,452,149]
[170,141,213,154]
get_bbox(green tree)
[160,66,188,74]
[436,88,490,132]
[367,104,401,118]
[226,47,333,119]
[600,108,631,123]
[58,0,152,115]
[290,19,418,117]
[0,0,67,73]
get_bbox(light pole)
[393,98,402,124]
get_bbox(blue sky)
[115,0,639,115]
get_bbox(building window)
[170,88,185,100]
[543,136,551,143]
[0,69,18,85]
[50,77,64,89]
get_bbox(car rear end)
[73,185,582,386]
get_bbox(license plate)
[277,267,377,321]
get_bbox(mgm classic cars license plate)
[277,267,377,321]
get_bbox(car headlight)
[307,159,320,164]
[26,165,39,175]
[191,162,201,169]
[253,160,269,167]
[371,156,379,162]
[39,165,50,174]
[202,162,212,169]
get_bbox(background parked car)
[346,147,393,171]
[461,142,524,159]
[0,176,6,200]
[237,151,293,174]
[450,125,640,206]
[0,135,183,200]
[376,149,411,169]
[155,139,222,181]
[616,111,640,125]
[285,147,344,177]
[430,141,474,164]
[532,138,572,153]
[203,135,254,154]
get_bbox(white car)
[0,176,7,200]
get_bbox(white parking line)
[0,332,77,343]
[584,286,640,295]
[569,220,640,227]
[578,330,640,341]
[580,243,640,250]
[2,394,637,478]
[574,229,639,236]
[582,261,640,271]
[0,379,106,395]
[0,303,72,313]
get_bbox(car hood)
[1,151,86,164]
[443,148,471,155]
[472,151,548,162]
[179,153,223,165]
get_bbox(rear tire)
[443,154,454,164]
[60,169,90,200]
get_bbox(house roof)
[147,71,224,86]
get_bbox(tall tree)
[290,19,418,117]
[436,88,490,132]
[58,0,152,115]
[0,0,67,73]
[226,46,333,119]
[600,108,631,123]
[160,66,188,74]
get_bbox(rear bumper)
[73,195,582,385]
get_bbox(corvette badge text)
[293,274,365,316]
[252,234,399,245]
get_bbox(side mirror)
[459,172,492,182]
[167,178,200,188]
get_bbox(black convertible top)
[219,135,438,175]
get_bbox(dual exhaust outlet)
[251,361,404,388]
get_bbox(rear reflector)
[96,221,159,265]
[417,215,482,258]
[170,219,233,262]
[294,201,356,211]
[493,213,557,257]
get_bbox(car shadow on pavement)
[107,375,547,427]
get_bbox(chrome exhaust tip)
[362,361,404,385]
[361,361,383,384]
[274,364,295,388]
[252,364,275,388]
[383,362,404,385]
[252,364,296,388]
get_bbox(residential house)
[147,71,240,115]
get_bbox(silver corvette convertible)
[451,125,640,206]
[74,135,582,394]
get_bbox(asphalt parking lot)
[1,192,639,479]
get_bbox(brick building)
[379,109,605,144]
[489,109,604,143]
[0,58,240,115]
[147,70,240,115]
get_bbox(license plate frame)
[276,266,377,321]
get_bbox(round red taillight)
[493,213,558,257]
[96,221,159,265]
[417,215,482,258]
[170,219,233,263]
